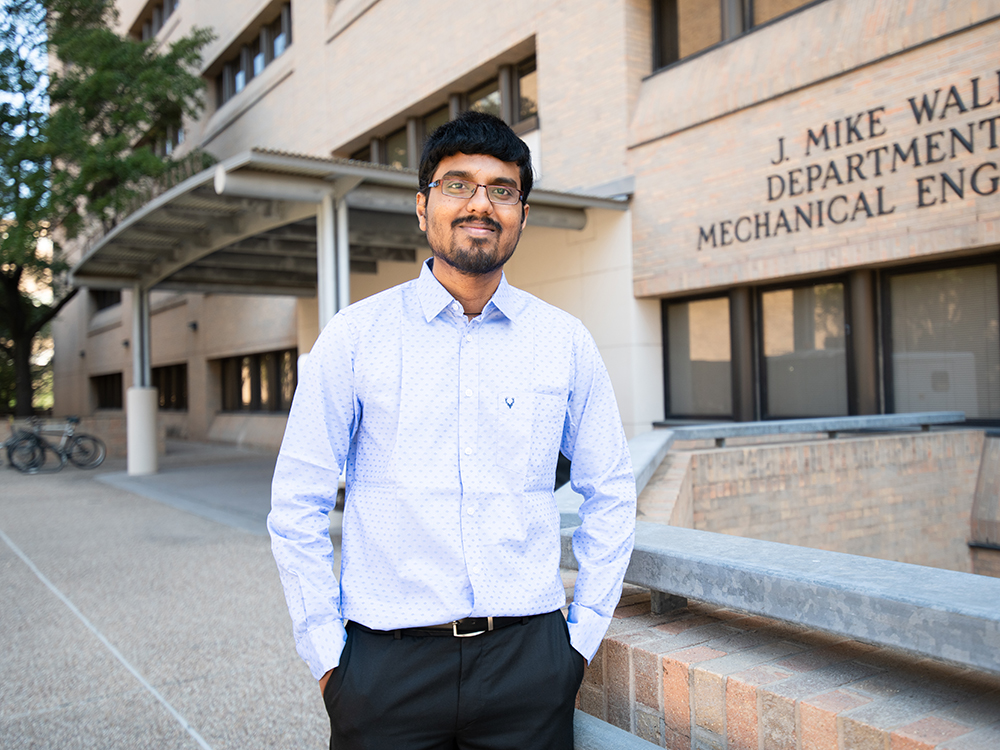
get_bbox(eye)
[445,180,470,191]
[488,186,513,198]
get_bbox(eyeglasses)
[428,178,523,205]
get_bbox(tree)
[0,0,212,416]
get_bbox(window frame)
[755,275,857,420]
[880,253,1000,424]
[660,291,737,421]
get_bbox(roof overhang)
[70,148,630,297]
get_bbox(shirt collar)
[416,258,526,323]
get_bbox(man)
[268,111,636,750]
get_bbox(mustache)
[451,216,503,232]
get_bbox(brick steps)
[578,592,1000,750]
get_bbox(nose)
[465,184,494,212]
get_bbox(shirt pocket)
[496,392,563,478]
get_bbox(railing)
[559,410,1000,680]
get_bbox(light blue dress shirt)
[269,259,636,679]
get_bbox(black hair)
[418,111,533,202]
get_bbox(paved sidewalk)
[0,442,333,749]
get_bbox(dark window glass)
[384,128,408,170]
[152,363,188,411]
[889,265,1000,419]
[219,349,297,413]
[92,373,123,410]
[351,145,371,162]
[653,0,679,69]
[516,58,538,123]
[423,106,450,138]
[92,289,121,311]
[665,297,732,417]
[468,80,501,118]
[762,283,848,418]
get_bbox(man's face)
[416,152,529,276]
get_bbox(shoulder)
[313,278,414,352]
[507,284,587,334]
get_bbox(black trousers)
[323,610,585,750]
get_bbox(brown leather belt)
[351,615,532,639]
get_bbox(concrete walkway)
[0,441,335,749]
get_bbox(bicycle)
[5,416,107,474]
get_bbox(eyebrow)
[442,170,519,188]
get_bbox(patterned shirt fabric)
[269,259,636,680]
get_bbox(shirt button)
[466,506,477,515]
[473,566,481,576]
[464,447,473,455]
[465,388,473,397]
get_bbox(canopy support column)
[317,193,337,331]
[127,284,158,475]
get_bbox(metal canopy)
[70,148,630,297]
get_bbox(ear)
[416,191,428,232]
[520,202,530,230]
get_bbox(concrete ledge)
[573,709,659,749]
[562,521,1000,676]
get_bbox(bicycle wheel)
[68,434,106,469]
[7,435,45,474]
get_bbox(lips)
[452,217,502,233]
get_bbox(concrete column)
[127,284,157,475]
[127,387,158,475]
[849,269,880,414]
[317,193,337,331]
[730,286,756,421]
[336,197,351,311]
[498,65,515,124]
[131,285,151,388]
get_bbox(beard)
[430,216,521,276]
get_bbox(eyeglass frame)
[427,178,525,206]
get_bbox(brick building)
[55,0,1000,449]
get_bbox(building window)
[152,363,188,411]
[92,373,123,410]
[887,264,1000,420]
[220,348,296,413]
[91,289,122,312]
[350,55,538,165]
[663,296,732,418]
[134,0,177,41]
[468,79,501,118]
[384,127,408,170]
[760,282,849,418]
[214,3,291,108]
[516,58,538,123]
[653,0,811,70]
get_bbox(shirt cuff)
[297,619,349,680]
[566,602,612,663]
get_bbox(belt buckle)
[452,616,493,638]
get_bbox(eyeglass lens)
[438,179,520,205]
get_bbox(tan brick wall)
[640,431,986,572]
[631,6,1000,297]
[579,592,1000,750]
[972,548,1000,578]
